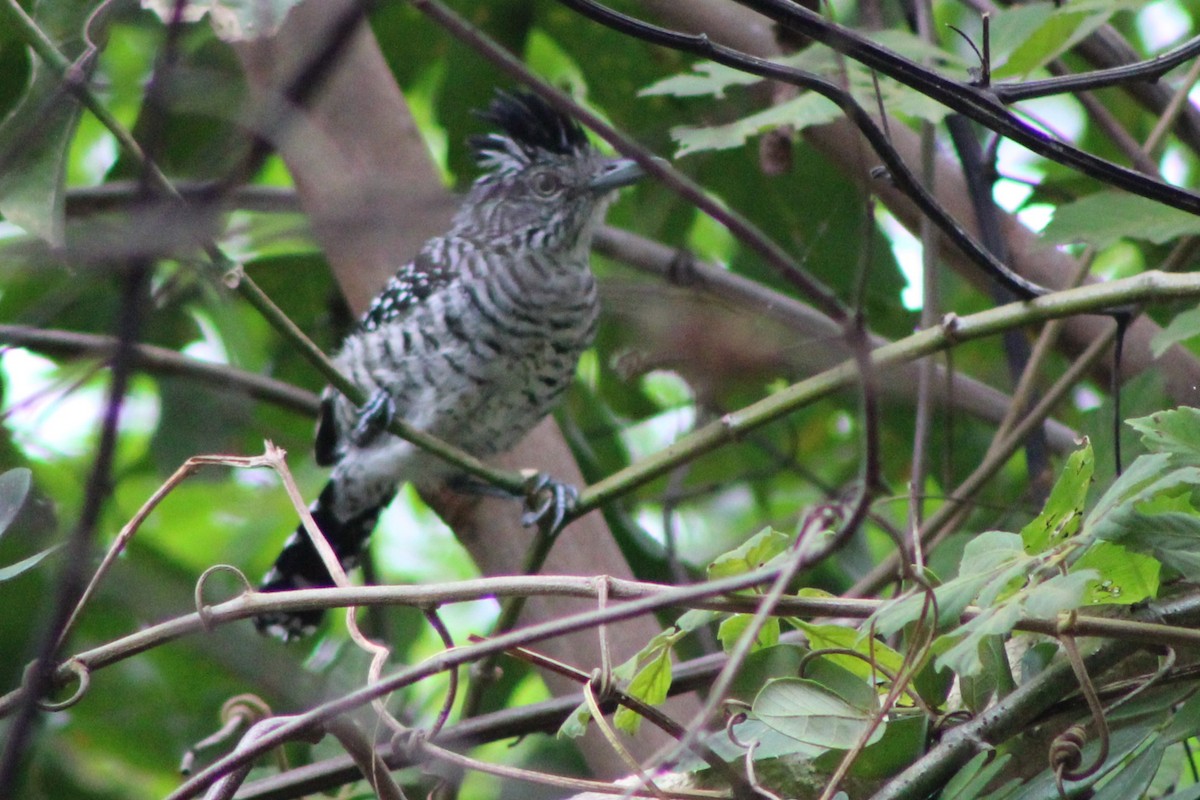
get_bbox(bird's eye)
[530,171,562,197]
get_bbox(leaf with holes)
[1127,407,1200,467]
[1021,439,1093,553]
[1074,542,1159,605]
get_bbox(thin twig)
[0,324,320,417]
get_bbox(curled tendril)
[724,708,752,750]
[1051,723,1089,798]
[35,658,91,711]
[221,694,272,725]
[390,725,425,763]
[1052,631,1110,791]
[181,694,274,774]
[588,665,615,705]
[194,564,254,631]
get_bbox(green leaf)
[650,28,962,158]
[1164,689,1200,744]
[971,542,1034,608]
[0,544,59,581]
[1151,308,1200,359]
[670,94,842,156]
[802,657,879,712]
[0,467,32,536]
[675,608,721,633]
[792,621,905,679]
[1095,505,1200,579]
[614,645,673,734]
[707,527,791,580]
[935,604,1022,679]
[987,3,1055,72]
[1126,407,1200,467]
[960,530,1027,578]
[752,677,882,750]
[1089,738,1164,800]
[1074,542,1159,605]
[957,634,1011,712]
[0,0,89,245]
[612,635,677,691]
[1020,439,1093,553]
[557,699,593,739]
[640,60,761,99]
[1020,571,1095,618]
[717,613,779,653]
[872,556,1001,638]
[993,8,1109,78]
[1043,191,1200,248]
[941,751,1014,800]
[1085,452,1174,529]
[1084,455,1200,577]
[936,570,1093,681]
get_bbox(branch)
[570,271,1200,520]
[164,562,798,799]
[3,0,531,496]
[555,0,1051,301]
[869,593,1200,800]
[992,34,1200,102]
[57,184,1083,451]
[0,325,320,416]
[725,0,1200,214]
[18,568,1200,722]
[595,226,1079,453]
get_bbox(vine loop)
[35,658,91,712]
[194,564,254,632]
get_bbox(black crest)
[470,90,589,167]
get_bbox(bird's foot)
[350,389,396,448]
[521,472,579,536]
[445,472,579,536]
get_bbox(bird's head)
[455,90,643,252]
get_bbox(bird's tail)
[254,480,394,640]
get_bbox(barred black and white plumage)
[255,91,643,640]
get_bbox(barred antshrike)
[256,91,643,639]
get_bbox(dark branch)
[554,0,1053,300]
[993,34,1200,103]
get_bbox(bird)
[254,90,644,640]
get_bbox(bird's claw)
[521,473,579,535]
[350,389,396,448]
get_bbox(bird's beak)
[589,158,646,192]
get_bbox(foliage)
[3,0,1200,799]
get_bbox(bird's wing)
[359,248,457,333]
